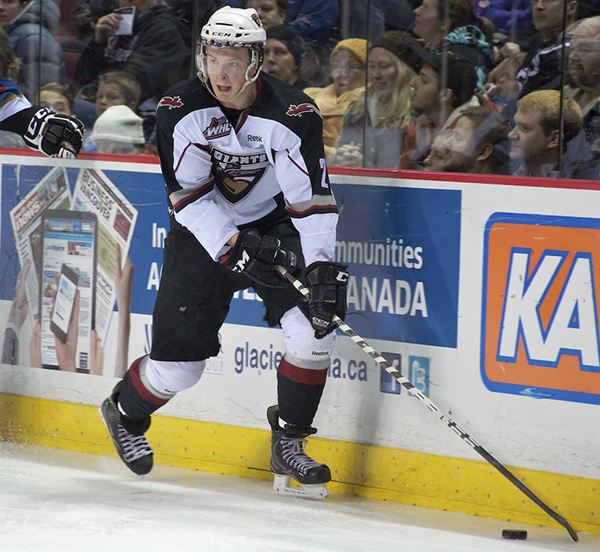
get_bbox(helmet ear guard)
[196,7,266,88]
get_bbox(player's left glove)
[23,107,84,159]
[302,261,348,339]
[220,228,298,288]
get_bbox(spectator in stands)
[334,31,421,169]
[400,50,479,169]
[1,0,67,99]
[264,25,315,87]
[65,0,119,53]
[472,0,533,38]
[508,90,600,179]
[37,82,74,116]
[95,70,140,117]
[90,104,146,154]
[565,16,600,144]
[422,130,452,171]
[83,70,141,151]
[75,0,190,103]
[513,0,578,98]
[304,38,367,163]
[424,106,510,173]
[413,0,495,89]
[245,0,286,29]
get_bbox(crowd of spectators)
[0,0,599,179]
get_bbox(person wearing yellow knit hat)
[303,38,367,163]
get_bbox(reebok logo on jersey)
[204,116,231,140]
[158,96,183,109]
[286,103,322,118]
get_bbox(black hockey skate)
[267,405,331,500]
[100,385,153,475]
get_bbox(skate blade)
[273,475,329,500]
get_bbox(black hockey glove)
[220,228,298,288]
[302,261,348,339]
[23,107,84,159]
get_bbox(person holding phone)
[75,0,191,104]
[99,7,348,501]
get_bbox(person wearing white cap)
[90,104,145,154]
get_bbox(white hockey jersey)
[156,72,339,265]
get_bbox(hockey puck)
[502,529,528,540]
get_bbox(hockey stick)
[276,266,579,542]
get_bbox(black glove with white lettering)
[220,228,298,288]
[23,107,84,159]
[302,261,348,339]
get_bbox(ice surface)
[0,443,596,552]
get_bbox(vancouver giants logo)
[481,212,600,405]
[211,147,269,204]
[286,103,322,118]
[203,116,231,140]
[158,96,183,109]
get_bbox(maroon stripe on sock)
[278,358,328,385]
[129,356,169,406]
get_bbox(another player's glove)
[23,107,84,159]
[220,228,298,288]
[302,261,348,339]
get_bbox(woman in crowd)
[333,31,421,169]
[303,38,367,163]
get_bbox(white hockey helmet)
[197,6,266,88]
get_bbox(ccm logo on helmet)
[158,96,184,109]
[286,103,322,118]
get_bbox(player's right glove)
[219,228,298,288]
[302,261,348,339]
[23,107,84,159]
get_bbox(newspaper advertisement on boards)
[71,168,138,347]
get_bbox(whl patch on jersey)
[211,147,269,203]
[204,116,231,140]
[481,212,600,405]
[286,103,322,118]
[158,96,183,110]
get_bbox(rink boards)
[0,152,598,537]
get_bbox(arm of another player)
[2,106,84,159]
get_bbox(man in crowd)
[508,89,600,179]
[566,15,600,144]
[515,0,578,98]
[75,0,190,103]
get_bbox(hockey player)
[100,6,347,500]
[0,79,84,158]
